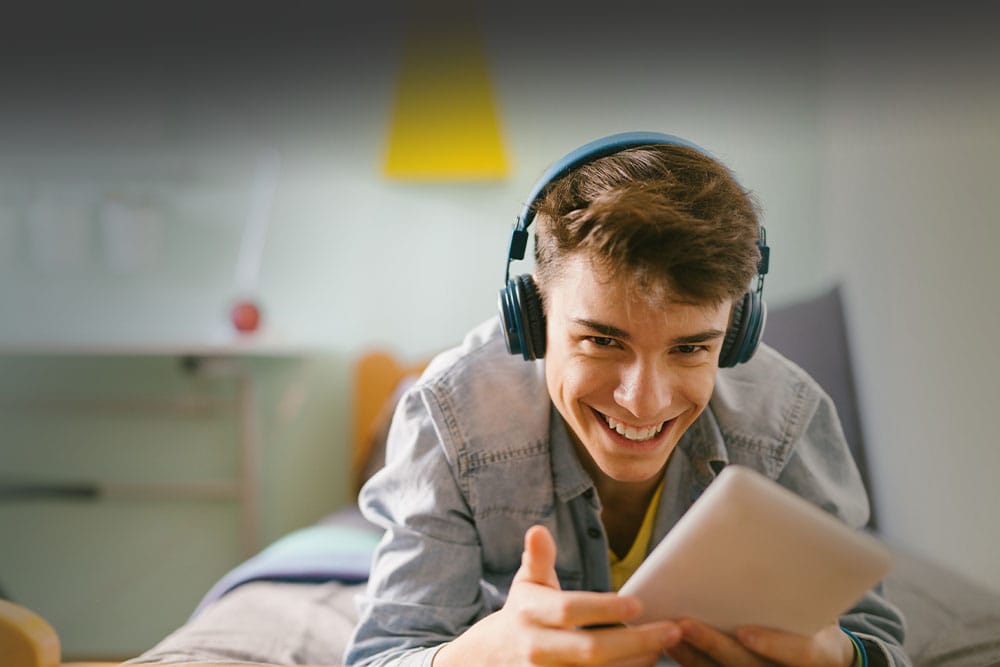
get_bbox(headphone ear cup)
[499,280,522,357]
[499,275,546,360]
[740,291,766,364]
[514,275,546,360]
[720,291,767,367]
[720,292,751,368]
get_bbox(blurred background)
[0,1,997,659]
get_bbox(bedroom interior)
[1,3,998,665]
[4,288,1000,664]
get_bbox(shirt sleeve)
[343,384,487,667]
[778,390,911,667]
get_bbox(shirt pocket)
[464,443,552,553]
[476,506,584,594]
[482,562,584,604]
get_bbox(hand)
[668,618,856,667]
[433,525,682,666]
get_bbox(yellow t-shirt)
[608,478,665,592]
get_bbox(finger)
[735,623,854,666]
[513,525,560,589]
[527,621,680,665]
[667,641,722,667]
[602,651,662,667]
[679,619,772,667]
[521,589,642,628]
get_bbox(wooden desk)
[0,340,306,555]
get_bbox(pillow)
[886,547,1000,666]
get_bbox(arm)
[779,388,909,666]
[345,388,680,667]
[669,389,908,667]
[344,385,487,666]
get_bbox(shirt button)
[587,526,602,539]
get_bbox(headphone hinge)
[507,225,529,264]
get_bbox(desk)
[0,340,305,556]
[0,339,328,659]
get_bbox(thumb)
[513,525,561,589]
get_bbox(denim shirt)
[345,318,909,667]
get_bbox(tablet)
[618,465,892,636]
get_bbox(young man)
[345,133,908,666]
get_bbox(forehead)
[544,254,728,330]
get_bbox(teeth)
[604,415,665,442]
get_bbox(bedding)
[190,508,380,619]
[134,510,1000,666]
[127,581,366,665]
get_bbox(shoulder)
[710,343,831,464]
[411,318,551,471]
[421,318,542,388]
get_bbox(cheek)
[548,357,614,405]
[682,370,718,407]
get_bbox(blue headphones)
[498,131,770,367]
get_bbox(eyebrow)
[573,318,632,340]
[671,329,726,345]
[572,318,726,345]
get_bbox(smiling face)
[542,253,731,494]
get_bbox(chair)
[0,599,114,667]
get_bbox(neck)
[568,433,666,514]
[592,468,665,560]
[594,472,661,514]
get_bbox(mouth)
[595,409,673,444]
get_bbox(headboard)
[350,351,427,496]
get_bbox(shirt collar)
[549,405,597,502]
[680,407,730,488]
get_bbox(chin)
[593,450,673,484]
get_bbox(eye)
[586,336,620,349]
[674,344,709,355]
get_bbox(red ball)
[231,300,262,333]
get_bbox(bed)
[3,287,1000,666]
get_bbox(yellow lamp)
[383,15,509,180]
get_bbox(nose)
[613,358,671,421]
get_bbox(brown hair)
[533,145,762,306]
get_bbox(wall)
[817,8,1000,592]
[0,3,831,356]
[0,2,996,658]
